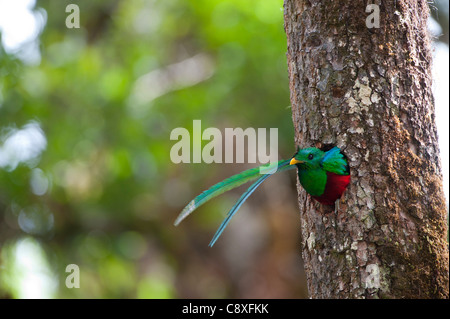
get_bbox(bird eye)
[308,154,314,160]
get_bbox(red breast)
[311,172,350,205]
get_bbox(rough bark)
[284,0,449,298]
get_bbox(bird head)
[289,147,324,170]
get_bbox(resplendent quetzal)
[174,146,350,247]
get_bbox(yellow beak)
[289,158,303,165]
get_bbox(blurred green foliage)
[0,0,306,298]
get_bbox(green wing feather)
[174,159,294,226]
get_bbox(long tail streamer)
[174,159,295,246]
[208,173,271,247]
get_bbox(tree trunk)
[284,0,449,298]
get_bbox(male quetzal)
[174,146,350,247]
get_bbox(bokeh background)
[0,0,448,298]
